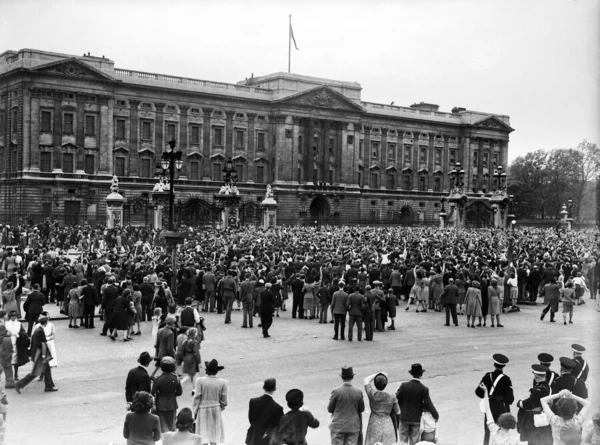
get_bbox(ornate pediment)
[276,86,363,112]
[30,58,117,82]
[61,142,78,150]
[473,116,514,132]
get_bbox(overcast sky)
[2,0,598,162]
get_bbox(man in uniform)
[516,364,552,445]
[537,353,559,391]
[551,357,587,400]
[475,353,514,445]
[571,344,589,383]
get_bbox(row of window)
[39,152,95,174]
[39,111,97,136]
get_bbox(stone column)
[335,121,344,184]
[129,100,140,176]
[412,132,420,190]
[381,127,388,166]
[461,136,471,191]
[29,89,40,171]
[247,113,256,182]
[305,119,314,183]
[273,114,288,183]
[0,93,7,174]
[291,116,301,184]
[477,138,483,192]
[201,108,213,179]
[442,135,450,192]
[99,96,112,174]
[363,125,371,187]
[428,134,435,191]
[321,119,330,182]
[75,96,85,172]
[179,105,189,178]
[21,86,30,173]
[52,99,62,171]
[155,103,166,161]
[225,110,235,159]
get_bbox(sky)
[1,0,598,163]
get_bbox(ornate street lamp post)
[447,162,467,228]
[214,158,242,229]
[439,197,447,228]
[490,165,509,228]
[565,198,576,230]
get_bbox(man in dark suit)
[80,279,99,328]
[139,277,155,322]
[100,277,119,336]
[125,351,152,410]
[327,366,364,445]
[475,354,514,445]
[396,363,439,445]
[331,281,349,340]
[23,284,45,336]
[442,278,459,326]
[290,273,305,319]
[246,378,284,445]
[346,286,364,342]
[259,282,275,338]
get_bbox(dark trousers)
[43,285,55,303]
[260,312,273,337]
[364,312,374,340]
[101,309,114,334]
[224,295,235,322]
[27,312,41,337]
[216,294,223,313]
[541,304,555,321]
[16,363,55,391]
[292,295,304,318]
[141,298,152,321]
[242,302,253,327]
[333,314,346,339]
[445,303,458,325]
[348,314,363,341]
[83,304,96,328]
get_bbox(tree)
[567,140,600,219]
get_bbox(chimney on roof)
[410,102,439,112]
[451,107,466,114]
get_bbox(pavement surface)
[6,295,599,445]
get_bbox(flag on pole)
[290,20,299,50]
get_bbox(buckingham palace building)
[0,48,513,227]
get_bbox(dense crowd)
[0,220,598,444]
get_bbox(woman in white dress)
[32,311,57,368]
[192,359,228,445]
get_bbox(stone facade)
[0,48,513,226]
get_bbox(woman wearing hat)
[363,372,400,445]
[161,408,202,444]
[152,356,183,433]
[465,281,483,328]
[487,279,503,328]
[192,359,228,444]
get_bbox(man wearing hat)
[100,276,119,337]
[15,313,57,393]
[151,315,176,378]
[330,281,349,341]
[551,357,587,400]
[246,378,283,445]
[475,354,514,445]
[396,363,439,445]
[327,365,364,445]
[537,353,559,391]
[23,283,45,337]
[516,364,552,444]
[271,389,320,444]
[571,344,589,383]
[125,352,152,410]
[152,356,183,433]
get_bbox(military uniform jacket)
[573,356,589,383]
[551,373,587,399]
[475,370,514,421]
[516,381,551,442]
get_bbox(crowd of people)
[0,220,598,443]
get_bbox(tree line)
[507,140,599,221]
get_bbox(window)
[213,163,222,181]
[404,145,412,162]
[358,170,363,187]
[347,135,354,145]
[167,105,176,112]
[419,146,427,163]
[117,100,127,107]
[359,139,364,158]
[191,108,200,114]
[85,115,95,136]
[257,132,266,150]
[41,111,52,132]
[483,152,489,169]
[472,174,478,191]
[213,127,223,146]
[494,153,499,167]
[370,172,379,189]
[434,176,441,192]
[84,154,94,174]
[190,125,200,145]
[142,102,152,109]
[214,111,223,117]
[372,141,380,158]
[329,138,334,153]
[236,113,244,119]
[141,121,152,140]
[236,164,244,182]
[40,152,51,172]
[116,119,126,139]
[473,151,478,168]
[388,143,396,161]
[115,157,125,176]
[312,168,318,184]
[63,113,74,134]
[190,161,200,180]
[140,158,151,178]
[328,169,333,184]
[235,130,244,149]
[388,201,394,206]
[298,135,303,153]
[42,202,52,217]
[450,150,456,165]
[297,166,302,183]
[11,108,17,134]
[62,153,74,173]
[166,123,177,142]
[386,173,395,190]
[419,175,426,191]
[256,165,265,183]
[404,174,411,190]
[0,112,4,136]
[371,200,377,206]
[435,149,441,165]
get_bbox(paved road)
[7,297,599,445]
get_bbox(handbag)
[533,412,549,427]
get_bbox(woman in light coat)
[192,359,228,445]
[465,280,483,328]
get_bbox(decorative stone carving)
[54,64,88,77]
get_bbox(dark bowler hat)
[8,310,18,318]
[340,366,355,379]
[532,364,548,375]
[286,389,303,406]
[538,353,554,365]
[571,344,586,354]
[205,359,225,373]
[493,354,509,367]
[263,378,276,391]
[138,351,152,365]
[559,357,577,370]
[409,363,425,376]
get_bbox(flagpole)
[288,15,291,73]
